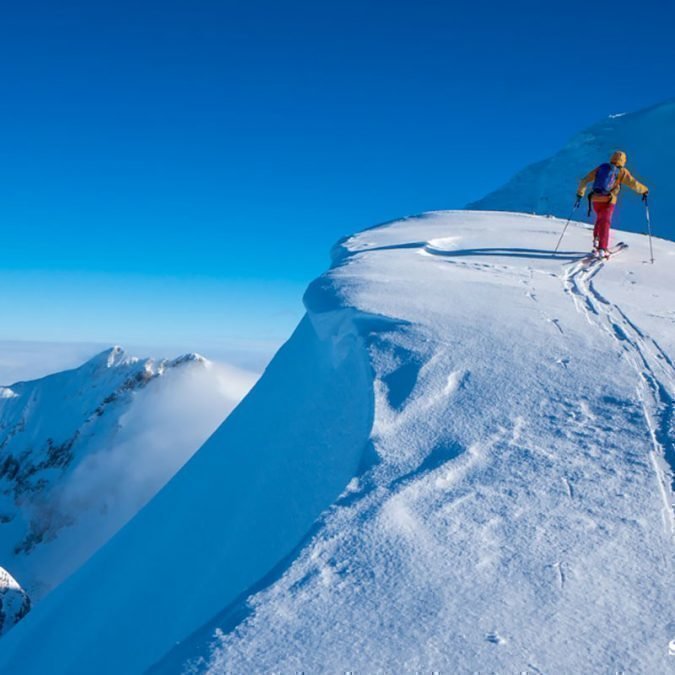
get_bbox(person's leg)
[592,202,604,249]
[592,202,614,251]
[598,203,615,250]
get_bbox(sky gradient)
[2,0,674,368]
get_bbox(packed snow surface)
[1,211,673,673]
[469,99,675,242]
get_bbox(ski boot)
[592,236,600,256]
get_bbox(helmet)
[610,150,627,167]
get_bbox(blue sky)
[1,0,674,369]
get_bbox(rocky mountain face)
[0,568,30,636]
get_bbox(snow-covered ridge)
[469,99,675,242]
[0,346,255,604]
[1,211,674,673]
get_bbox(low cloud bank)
[55,359,257,537]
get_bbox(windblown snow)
[469,99,675,242]
[0,347,256,604]
[0,211,673,673]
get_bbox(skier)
[576,150,648,258]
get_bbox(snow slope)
[1,212,674,673]
[469,99,675,242]
[0,347,255,602]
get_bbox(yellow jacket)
[577,152,648,204]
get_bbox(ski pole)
[643,194,655,264]
[554,198,580,254]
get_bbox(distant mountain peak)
[167,353,208,368]
[0,567,30,636]
[0,345,250,605]
[105,345,128,367]
[85,345,138,370]
[83,347,209,377]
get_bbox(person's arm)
[577,168,597,197]
[620,169,648,195]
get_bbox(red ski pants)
[592,201,615,250]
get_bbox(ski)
[596,241,628,260]
[609,241,628,256]
[575,241,628,268]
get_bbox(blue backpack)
[592,162,621,195]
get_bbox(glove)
[574,194,582,208]
[642,191,649,203]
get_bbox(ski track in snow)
[563,256,675,532]
[424,240,675,540]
